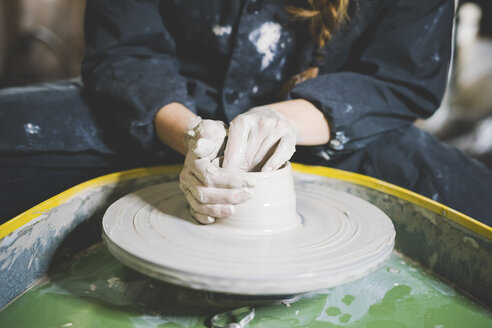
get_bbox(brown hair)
[280,0,350,96]
[286,0,350,49]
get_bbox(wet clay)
[102,164,395,295]
[214,163,299,234]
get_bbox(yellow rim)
[0,163,490,240]
[291,163,492,239]
[0,165,182,239]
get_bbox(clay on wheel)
[102,167,395,295]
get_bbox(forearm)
[266,99,330,145]
[154,102,198,155]
[154,99,329,156]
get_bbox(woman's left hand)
[222,106,296,172]
[180,118,253,224]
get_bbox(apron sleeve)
[82,0,195,152]
[289,0,455,159]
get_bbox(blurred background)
[0,0,84,86]
[0,0,491,168]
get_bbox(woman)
[1,0,491,224]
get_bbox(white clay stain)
[212,24,232,36]
[107,277,120,288]
[431,52,441,62]
[248,22,282,70]
[462,236,479,249]
[24,123,41,135]
[388,267,400,274]
[317,149,331,161]
[335,130,350,144]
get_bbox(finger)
[261,135,296,172]
[183,187,235,217]
[208,133,227,160]
[208,172,255,189]
[180,165,206,190]
[189,207,215,225]
[187,120,227,159]
[192,158,215,186]
[198,120,227,140]
[251,130,285,170]
[199,120,227,159]
[183,187,216,224]
[180,168,234,223]
[187,116,203,131]
[222,119,250,170]
[183,156,211,186]
[242,131,266,172]
[196,122,228,160]
[181,163,247,201]
[189,185,252,204]
[194,158,255,188]
[193,138,217,159]
[240,115,279,171]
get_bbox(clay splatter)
[248,22,281,70]
[24,123,41,135]
[107,277,120,288]
[212,24,231,36]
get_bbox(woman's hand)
[179,118,252,224]
[222,106,297,172]
[156,100,328,223]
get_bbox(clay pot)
[216,162,301,234]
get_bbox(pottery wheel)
[102,179,395,295]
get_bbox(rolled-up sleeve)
[289,0,455,158]
[82,0,194,152]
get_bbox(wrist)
[250,105,299,140]
[184,116,203,151]
[154,102,198,155]
[263,100,330,145]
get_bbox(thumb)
[193,138,216,159]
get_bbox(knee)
[0,79,85,118]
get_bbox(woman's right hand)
[222,106,297,172]
[179,118,252,224]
